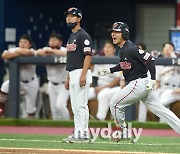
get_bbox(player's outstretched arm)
[100,64,122,76]
[15,48,35,56]
[37,49,47,56]
[50,49,67,56]
[1,50,20,60]
[146,60,156,91]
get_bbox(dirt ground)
[0,147,165,154]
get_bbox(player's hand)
[80,75,86,88]
[65,80,69,90]
[146,80,156,92]
[99,68,111,76]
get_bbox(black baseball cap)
[64,7,82,18]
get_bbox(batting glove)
[146,80,156,92]
[99,68,111,76]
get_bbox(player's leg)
[110,78,148,128]
[96,87,120,120]
[74,82,90,139]
[145,91,180,134]
[48,82,59,120]
[88,87,96,100]
[56,84,70,120]
[22,76,39,117]
[70,69,91,139]
[138,100,147,122]
[160,89,180,106]
[0,80,9,117]
[96,88,110,120]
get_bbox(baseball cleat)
[68,138,90,143]
[111,127,128,142]
[62,134,74,143]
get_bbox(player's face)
[49,37,62,48]
[66,14,80,23]
[162,44,174,57]
[19,39,31,49]
[111,31,124,45]
[103,43,115,57]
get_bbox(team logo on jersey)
[66,43,77,52]
[119,61,131,70]
[138,49,144,54]
[84,39,90,46]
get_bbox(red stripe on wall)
[177,1,180,26]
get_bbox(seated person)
[0,34,39,118]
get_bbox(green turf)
[0,118,171,129]
[0,134,179,153]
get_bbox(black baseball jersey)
[110,40,155,83]
[66,29,92,72]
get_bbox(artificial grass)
[0,134,179,153]
[0,118,171,129]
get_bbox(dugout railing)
[6,56,180,118]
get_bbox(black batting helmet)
[110,22,129,40]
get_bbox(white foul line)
[0,138,179,146]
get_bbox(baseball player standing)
[100,22,180,141]
[62,7,92,143]
[37,32,70,120]
[0,35,39,118]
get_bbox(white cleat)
[68,138,90,143]
[62,134,74,143]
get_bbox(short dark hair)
[19,34,33,44]
[162,42,175,50]
[136,42,146,50]
[104,40,116,48]
[49,32,63,41]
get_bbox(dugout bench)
[6,56,180,119]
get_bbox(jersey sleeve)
[80,34,92,56]
[133,48,153,64]
[133,47,156,80]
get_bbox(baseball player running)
[37,32,70,120]
[100,22,180,141]
[0,34,39,118]
[62,7,92,143]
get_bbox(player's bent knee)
[0,91,8,103]
[1,80,9,93]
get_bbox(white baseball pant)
[138,88,180,122]
[88,87,121,120]
[1,76,39,114]
[69,69,92,139]
[48,81,70,120]
[110,77,180,134]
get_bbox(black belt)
[125,74,147,85]
[21,77,34,83]
[139,74,147,78]
[51,81,65,85]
